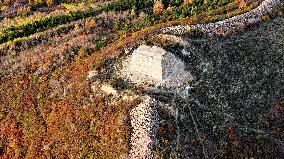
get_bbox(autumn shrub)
[30,1,47,11]
[237,0,246,9]
[130,8,137,18]
[0,10,97,44]
[153,0,164,15]
[97,0,155,13]
[1,0,12,6]
[84,18,96,28]
[97,0,133,12]
[0,23,76,56]
[184,0,194,5]
[0,67,134,158]
[77,47,88,60]
[0,0,155,44]
[261,15,270,21]
[0,5,9,12]
[17,6,31,15]
[46,0,54,7]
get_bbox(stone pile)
[128,96,158,159]
[120,45,192,88]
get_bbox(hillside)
[0,0,283,158]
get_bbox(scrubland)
[0,0,282,158]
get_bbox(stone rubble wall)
[160,0,283,36]
[129,96,158,159]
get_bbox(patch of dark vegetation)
[184,28,204,38]
[94,57,117,83]
[0,145,4,155]
[154,16,284,158]
[111,76,133,92]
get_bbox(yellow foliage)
[85,18,96,28]
[184,0,194,5]
[153,0,164,15]
[78,47,87,58]
[166,4,173,14]
[261,15,270,21]
[34,0,42,4]
[2,0,11,6]
[17,6,30,15]
[238,0,247,9]
[130,8,137,18]
[0,5,9,11]
[47,0,54,7]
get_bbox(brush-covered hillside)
[0,0,283,158]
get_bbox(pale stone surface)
[162,52,193,87]
[87,70,98,80]
[120,45,192,87]
[100,85,117,95]
[129,95,158,159]
[127,45,166,83]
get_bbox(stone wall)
[129,96,158,159]
[160,0,283,36]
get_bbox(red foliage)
[274,100,283,115]
[226,125,240,147]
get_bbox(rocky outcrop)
[161,0,283,36]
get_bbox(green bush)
[94,38,108,51]
[30,2,48,11]
[184,28,203,37]
[111,77,131,91]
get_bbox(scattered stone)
[101,84,117,95]
[87,70,98,80]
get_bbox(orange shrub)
[238,0,246,9]
[153,0,164,15]
[17,6,30,15]
[184,0,194,5]
[130,8,137,18]
[46,0,54,7]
